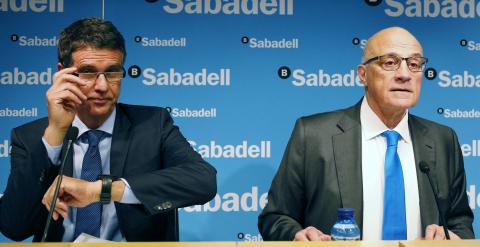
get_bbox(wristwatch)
[97,175,117,204]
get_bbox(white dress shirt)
[360,97,421,240]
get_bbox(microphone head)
[65,126,79,141]
[419,161,430,174]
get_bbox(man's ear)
[57,62,63,71]
[357,65,367,87]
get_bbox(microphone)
[41,126,79,242]
[419,161,450,240]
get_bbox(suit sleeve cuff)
[119,178,141,204]
[41,137,62,165]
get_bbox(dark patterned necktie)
[74,130,105,239]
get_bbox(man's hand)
[43,67,87,146]
[424,224,460,240]
[294,226,331,241]
[42,176,101,221]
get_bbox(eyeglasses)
[74,70,125,84]
[362,54,428,72]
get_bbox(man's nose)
[395,60,412,82]
[94,73,109,91]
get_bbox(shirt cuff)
[119,178,141,204]
[42,137,62,165]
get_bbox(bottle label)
[331,223,361,241]
[331,235,360,241]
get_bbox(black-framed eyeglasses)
[362,54,428,72]
[74,69,126,84]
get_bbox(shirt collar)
[360,97,411,143]
[72,107,116,141]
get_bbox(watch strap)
[97,175,116,204]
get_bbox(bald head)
[362,27,422,63]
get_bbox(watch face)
[99,176,113,204]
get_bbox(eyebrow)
[77,65,96,72]
[105,65,123,72]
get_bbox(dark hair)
[57,17,126,67]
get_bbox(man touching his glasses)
[258,27,473,241]
[0,17,217,242]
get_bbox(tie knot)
[382,130,400,147]
[84,130,105,147]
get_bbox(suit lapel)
[409,115,439,234]
[333,102,364,230]
[110,104,132,178]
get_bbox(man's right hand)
[42,175,102,220]
[43,66,87,146]
[294,226,331,241]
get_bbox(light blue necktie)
[74,130,105,239]
[382,130,407,240]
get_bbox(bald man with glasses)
[259,27,474,241]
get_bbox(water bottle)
[330,208,361,241]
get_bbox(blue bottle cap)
[337,208,354,216]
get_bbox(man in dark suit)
[258,27,474,241]
[0,17,216,242]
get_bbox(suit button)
[38,169,46,183]
[154,205,163,211]
[165,202,172,209]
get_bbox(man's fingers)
[294,226,330,241]
[55,207,68,220]
[61,73,88,87]
[53,67,76,80]
[44,195,68,219]
[320,235,331,241]
[434,227,445,240]
[42,196,50,211]
[55,199,69,219]
[305,228,321,241]
[51,85,87,105]
[41,195,47,208]
[294,230,309,241]
[53,92,82,106]
[42,183,55,209]
[425,224,451,240]
[57,66,77,74]
[60,193,73,203]
[52,211,59,221]
[61,100,79,114]
[55,81,88,101]
[42,176,60,213]
[52,67,83,86]
[424,224,436,240]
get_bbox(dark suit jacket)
[0,103,217,242]
[258,100,474,240]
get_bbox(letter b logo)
[10,34,18,42]
[128,65,142,78]
[424,68,437,80]
[278,66,291,79]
